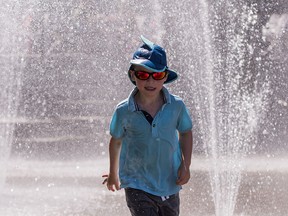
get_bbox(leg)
[158,193,180,216]
[125,188,159,216]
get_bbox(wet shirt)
[109,87,193,196]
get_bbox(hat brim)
[130,59,166,72]
[128,60,178,85]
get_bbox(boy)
[102,36,193,216]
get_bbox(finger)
[115,182,121,190]
[107,184,115,192]
[176,171,184,183]
[102,178,108,185]
[176,177,183,185]
[176,178,186,185]
[176,174,189,185]
[177,179,187,185]
[102,174,108,178]
[176,173,182,184]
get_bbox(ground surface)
[1,157,288,216]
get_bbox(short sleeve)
[177,103,193,133]
[110,108,125,139]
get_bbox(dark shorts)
[124,188,180,216]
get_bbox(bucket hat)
[128,35,178,85]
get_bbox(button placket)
[151,117,158,137]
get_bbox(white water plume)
[0,0,28,192]
[195,1,270,215]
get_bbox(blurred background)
[1,0,287,160]
[0,0,287,215]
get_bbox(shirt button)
[152,124,156,127]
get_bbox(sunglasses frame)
[133,70,168,81]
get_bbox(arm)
[176,130,193,185]
[102,136,122,191]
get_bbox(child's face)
[130,65,167,97]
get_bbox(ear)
[163,72,168,82]
[129,70,136,81]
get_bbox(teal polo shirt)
[110,87,193,196]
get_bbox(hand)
[176,162,190,186]
[102,173,121,192]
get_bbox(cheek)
[157,78,167,86]
[135,80,146,88]
[158,81,166,87]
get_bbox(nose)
[146,75,155,82]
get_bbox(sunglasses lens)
[135,71,150,80]
[134,71,167,80]
[152,72,167,80]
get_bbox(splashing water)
[0,1,26,192]
[0,0,287,215]
[191,1,270,215]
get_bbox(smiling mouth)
[144,87,156,91]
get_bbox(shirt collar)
[128,87,171,112]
